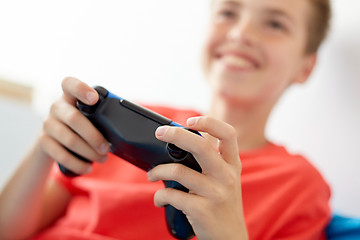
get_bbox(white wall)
[0,0,359,216]
[0,0,211,114]
[0,98,42,186]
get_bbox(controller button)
[77,101,97,114]
[94,86,108,98]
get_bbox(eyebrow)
[212,1,296,26]
[212,0,242,7]
[262,9,296,25]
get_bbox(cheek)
[261,45,303,98]
[266,41,300,78]
[201,37,215,76]
[201,27,225,76]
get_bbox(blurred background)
[1,0,359,217]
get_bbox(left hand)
[147,116,248,240]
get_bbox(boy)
[0,0,332,239]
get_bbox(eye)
[267,20,286,32]
[219,9,236,19]
[214,7,237,21]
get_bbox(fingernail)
[187,117,197,127]
[156,126,168,137]
[99,143,109,155]
[86,91,97,103]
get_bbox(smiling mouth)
[217,53,260,71]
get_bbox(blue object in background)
[327,214,360,240]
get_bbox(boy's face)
[203,0,315,106]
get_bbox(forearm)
[0,134,54,239]
[0,78,109,239]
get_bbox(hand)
[148,116,248,240]
[38,77,110,174]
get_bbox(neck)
[205,96,273,152]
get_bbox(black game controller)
[58,86,202,240]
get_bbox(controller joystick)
[167,143,188,160]
[167,129,200,161]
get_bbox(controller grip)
[58,148,91,177]
[164,180,195,240]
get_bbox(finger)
[187,116,240,166]
[155,126,223,174]
[61,77,98,105]
[153,187,202,212]
[50,100,110,155]
[43,116,108,163]
[148,164,210,196]
[39,133,93,175]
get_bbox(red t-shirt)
[32,106,331,240]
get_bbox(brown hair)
[306,0,332,54]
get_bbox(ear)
[292,53,317,84]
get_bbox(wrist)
[34,132,55,165]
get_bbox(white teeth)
[222,55,254,69]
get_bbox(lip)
[215,51,261,71]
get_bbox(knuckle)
[42,117,51,132]
[62,76,74,87]
[199,116,211,127]
[62,76,72,83]
[153,189,165,207]
[170,164,186,179]
[90,133,105,148]
[227,125,237,139]
[187,199,208,218]
[61,77,71,91]
[64,134,79,148]
[197,140,214,156]
[209,184,226,203]
[66,109,81,126]
[222,170,240,191]
[49,100,60,114]
[155,188,165,198]
[163,188,173,199]
[38,132,50,149]
[73,79,82,91]
[153,189,160,201]
[213,190,227,205]
[170,127,181,138]
[43,116,57,134]
[224,173,237,187]
[155,188,166,198]
[164,127,180,142]
[57,151,71,165]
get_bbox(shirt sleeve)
[272,160,332,240]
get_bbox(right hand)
[38,77,110,175]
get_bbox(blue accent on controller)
[170,121,202,137]
[107,91,122,101]
[170,121,182,127]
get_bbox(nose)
[227,15,258,47]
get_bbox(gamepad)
[58,86,201,240]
